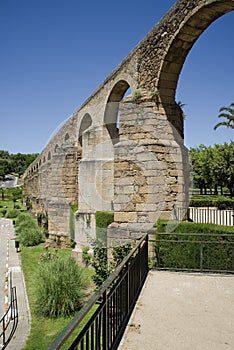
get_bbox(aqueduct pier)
[22,0,234,253]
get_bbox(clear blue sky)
[0,0,233,154]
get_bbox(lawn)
[20,244,95,350]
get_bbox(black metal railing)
[154,232,234,273]
[48,234,149,350]
[0,272,18,349]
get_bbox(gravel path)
[119,270,234,350]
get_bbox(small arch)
[78,113,92,146]
[104,80,131,144]
[48,151,51,161]
[43,156,46,163]
[65,133,70,142]
[54,144,59,153]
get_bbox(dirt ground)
[118,271,234,350]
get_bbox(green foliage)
[157,220,234,234]
[0,150,38,176]
[15,212,45,246]
[90,239,133,287]
[112,242,132,266]
[37,210,48,233]
[155,220,234,271]
[90,239,109,287]
[11,187,23,206]
[70,204,78,212]
[132,89,142,101]
[69,206,75,240]
[35,257,86,318]
[96,211,114,245]
[214,102,234,130]
[82,246,91,267]
[39,247,58,262]
[5,209,19,218]
[190,195,234,209]
[189,142,234,196]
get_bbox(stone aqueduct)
[22,0,234,254]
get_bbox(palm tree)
[214,103,234,130]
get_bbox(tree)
[214,103,234,130]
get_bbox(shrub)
[96,211,114,245]
[112,242,132,266]
[82,246,91,267]
[216,197,234,210]
[155,220,234,271]
[15,212,45,246]
[5,209,19,218]
[90,239,109,287]
[190,195,234,209]
[35,257,86,318]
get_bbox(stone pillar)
[74,124,114,255]
[108,94,189,242]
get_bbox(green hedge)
[96,211,114,244]
[155,220,234,271]
[190,195,234,209]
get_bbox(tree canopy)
[189,142,234,196]
[0,150,38,177]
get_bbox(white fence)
[189,207,234,226]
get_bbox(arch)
[158,2,234,105]
[48,151,51,161]
[78,113,92,146]
[54,144,59,153]
[104,80,131,144]
[65,133,70,142]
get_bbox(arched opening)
[78,113,92,146]
[48,151,51,161]
[175,11,234,149]
[65,133,70,142]
[104,80,131,144]
[157,2,234,140]
[158,2,234,106]
[54,144,59,153]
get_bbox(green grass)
[0,198,26,217]
[20,244,95,349]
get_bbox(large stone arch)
[158,1,234,107]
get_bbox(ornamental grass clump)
[35,257,86,318]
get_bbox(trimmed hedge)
[157,220,234,234]
[190,195,234,209]
[96,211,114,244]
[155,220,234,271]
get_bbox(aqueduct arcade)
[22,0,234,254]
